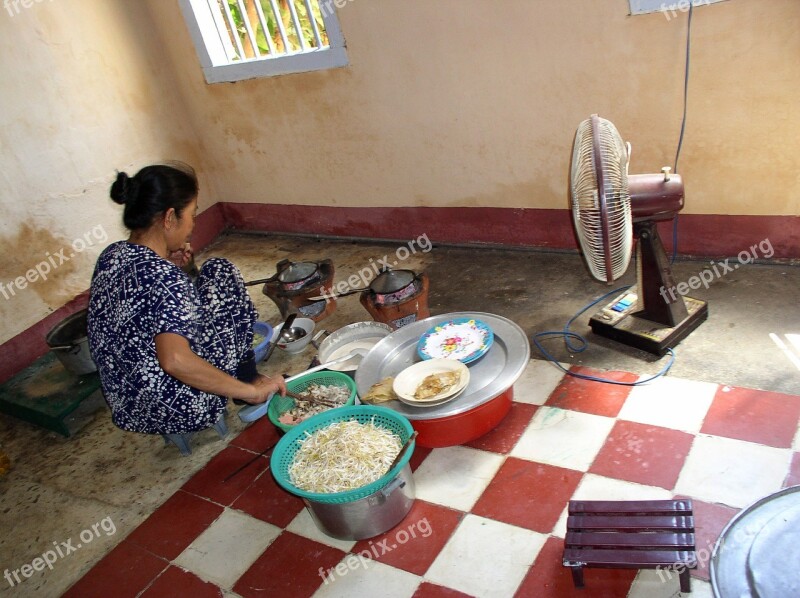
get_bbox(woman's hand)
[168,243,193,268]
[241,374,287,404]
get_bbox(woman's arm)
[155,333,285,404]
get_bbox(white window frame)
[179,0,348,84]
[629,0,727,16]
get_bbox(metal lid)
[370,269,416,294]
[711,485,800,597]
[278,261,318,284]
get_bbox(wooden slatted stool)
[563,499,697,593]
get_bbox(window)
[179,0,348,83]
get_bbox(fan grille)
[571,116,633,282]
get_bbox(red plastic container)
[410,386,514,448]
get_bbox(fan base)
[589,289,708,356]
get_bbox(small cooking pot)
[46,309,97,375]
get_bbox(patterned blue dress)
[87,241,257,434]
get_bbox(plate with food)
[416,318,493,364]
[392,359,470,407]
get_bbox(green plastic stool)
[0,353,101,437]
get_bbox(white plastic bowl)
[273,317,315,354]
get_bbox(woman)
[87,163,285,435]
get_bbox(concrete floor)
[0,232,798,596]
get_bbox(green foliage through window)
[221,0,329,60]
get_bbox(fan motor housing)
[629,174,685,223]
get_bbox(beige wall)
[0,0,207,344]
[150,0,799,215]
[1,0,798,345]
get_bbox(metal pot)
[45,309,97,375]
[313,321,392,377]
[302,463,415,540]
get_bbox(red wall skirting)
[0,202,796,385]
[222,203,800,260]
[190,202,226,252]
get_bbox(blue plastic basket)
[252,321,273,363]
[270,405,415,504]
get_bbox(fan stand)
[588,221,708,355]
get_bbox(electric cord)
[531,285,676,386]
[670,2,694,265]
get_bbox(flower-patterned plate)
[416,318,494,364]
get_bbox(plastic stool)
[162,410,229,456]
[563,499,697,592]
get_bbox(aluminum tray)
[355,312,530,421]
[711,485,800,598]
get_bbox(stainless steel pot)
[45,309,97,375]
[302,463,415,540]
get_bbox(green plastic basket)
[267,370,357,433]
[270,405,415,504]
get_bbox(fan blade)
[570,115,633,283]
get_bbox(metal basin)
[45,309,97,375]
[316,321,393,377]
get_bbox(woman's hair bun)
[111,163,197,230]
[110,171,132,205]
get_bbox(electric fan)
[570,114,708,355]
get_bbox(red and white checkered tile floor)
[65,360,800,598]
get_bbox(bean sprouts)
[289,419,402,493]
